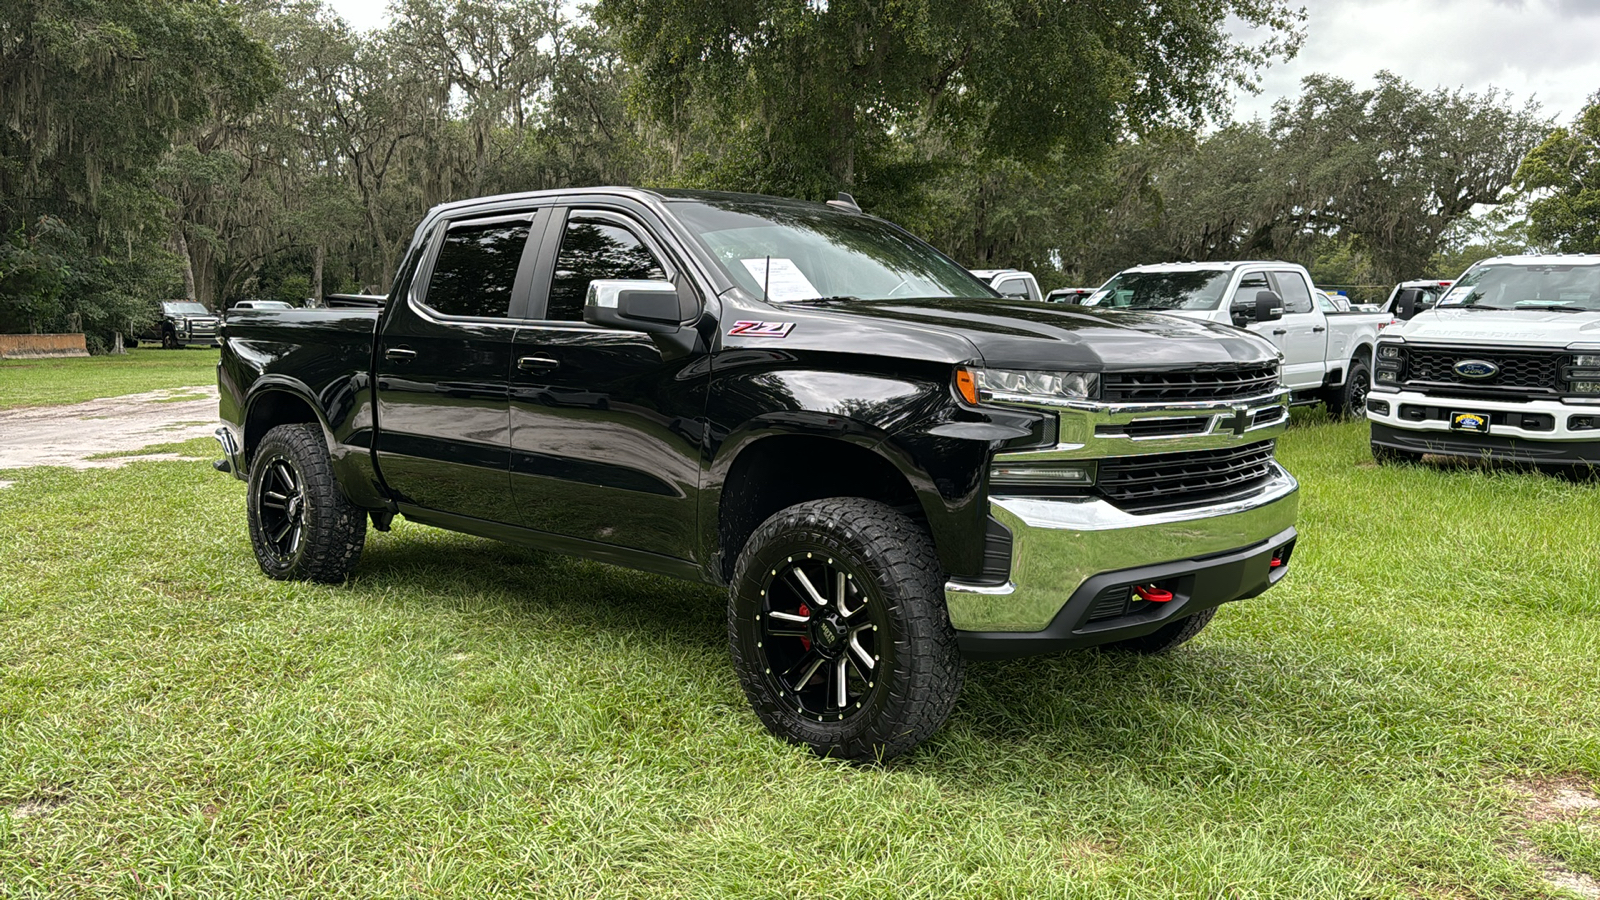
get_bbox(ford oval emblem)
[1453,359,1499,380]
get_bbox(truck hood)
[786,297,1278,370]
[1391,307,1600,348]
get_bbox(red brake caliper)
[797,603,811,651]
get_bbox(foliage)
[1062,73,1548,286]
[0,0,274,346]
[1517,95,1600,254]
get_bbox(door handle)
[1272,329,1288,336]
[518,356,560,372]
[385,347,416,362]
[1312,326,1327,333]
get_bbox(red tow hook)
[1133,585,1173,603]
[1270,557,1284,568]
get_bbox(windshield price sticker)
[1439,286,1475,306]
[740,257,821,302]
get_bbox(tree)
[595,0,1303,213]
[1517,96,1600,254]
[1267,72,1548,283]
[0,0,274,343]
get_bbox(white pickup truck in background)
[1082,261,1391,415]
[1369,255,1600,468]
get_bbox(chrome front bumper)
[944,464,1300,635]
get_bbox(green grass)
[0,350,217,410]
[2,415,1598,897]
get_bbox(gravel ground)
[0,386,219,471]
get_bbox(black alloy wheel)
[1342,358,1371,418]
[255,457,306,562]
[728,498,963,762]
[246,423,366,582]
[757,554,882,721]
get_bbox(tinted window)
[424,219,530,318]
[546,217,667,321]
[1273,271,1314,314]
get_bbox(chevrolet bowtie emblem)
[1230,406,1252,436]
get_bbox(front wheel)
[161,331,180,350]
[246,423,366,582]
[728,498,964,762]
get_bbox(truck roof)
[1117,260,1303,273]
[1469,254,1600,267]
[427,186,843,218]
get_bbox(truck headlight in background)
[955,367,1100,405]
[1373,342,1405,390]
[1566,355,1600,394]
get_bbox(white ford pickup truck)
[1083,262,1391,415]
[1368,255,1600,468]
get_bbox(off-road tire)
[1371,441,1423,465]
[1325,358,1371,418]
[162,331,180,350]
[728,498,964,762]
[1106,608,1216,655]
[247,423,366,583]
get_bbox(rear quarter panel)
[219,308,385,507]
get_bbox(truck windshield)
[671,199,992,302]
[1081,271,1231,311]
[163,302,210,316]
[1441,264,1600,311]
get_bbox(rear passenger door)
[374,208,550,523]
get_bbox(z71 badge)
[727,320,795,338]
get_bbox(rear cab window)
[418,216,537,319]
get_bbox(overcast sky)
[324,0,1599,124]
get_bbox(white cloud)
[1233,0,1600,123]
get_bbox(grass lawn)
[2,414,1598,897]
[0,349,218,410]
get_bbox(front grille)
[1102,364,1279,403]
[1096,416,1211,438]
[1402,349,1563,394]
[1096,441,1278,514]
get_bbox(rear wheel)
[1326,358,1371,418]
[1106,608,1216,655]
[728,498,963,762]
[247,423,366,582]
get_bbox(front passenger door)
[1269,270,1327,390]
[508,208,710,563]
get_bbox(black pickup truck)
[214,188,1300,760]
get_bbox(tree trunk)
[112,331,125,354]
[174,225,198,306]
[312,242,325,304]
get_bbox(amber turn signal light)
[954,368,978,405]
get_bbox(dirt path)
[0,386,219,471]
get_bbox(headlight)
[956,367,1100,404]
[1378,344,1403,360]
[1575,355,1600,366]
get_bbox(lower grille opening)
[1096,441,1278,514]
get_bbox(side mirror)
[1255,290,1284,323]
[583,279,692,334]
[1395,288,1421,321]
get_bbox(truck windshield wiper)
[1515,303,1590,312]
